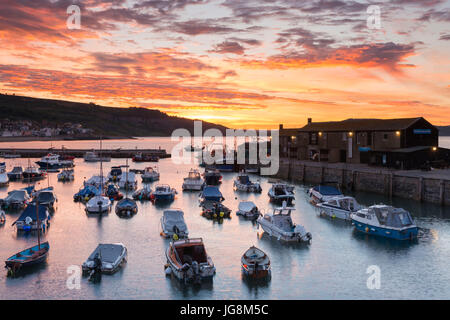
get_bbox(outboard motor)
[191,261,201,284]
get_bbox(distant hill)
[0,94,227,137]
[437,126,450,136]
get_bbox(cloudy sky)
[0,0,449,128]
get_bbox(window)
[383,133,388,140]
[367,132,372,146]
[310,132,318,145]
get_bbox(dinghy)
[5,242,49,275]
[241,246,271,279]
[82,243,127,275]
[182,169,204,191]
[141,166,160,182]
[233,172,262,193]
[268,183,295,204]
[160,209,189,239]
[236,201,261,220]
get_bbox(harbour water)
[0,137,449,300]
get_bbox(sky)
[0,0,449,129]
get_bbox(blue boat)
[74,185,100,202]
[12,204,50,231]
[199,186,224,203]
[151,184,176,202]
[352,205,418,241]
[5,242,50,271]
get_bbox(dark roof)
[296,117,426,132]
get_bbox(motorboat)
[160,209,189,239]
[257,202,312,243]
[0,162,9,186]
[241,246,271,279]
[86,195,111,214]
[317,196,363,221]
[199,186,231,219]
[308,185,343,205]
[31,187,57,209]
[82,243,127,275]
[74,185,100,202]
[84,151,111,162]
[57,168,74,181]
[199,186,224,204]
[268,183,295,204]
[132,152,159,162]
[132,185,152,201]
[141,166,160,183]
[7,166,23,180]
[233,172,262,193]
[115,198,138,217]
[5,242,49,275]
[105,184,123,201]
[236,201,261,220]
[1,189,30,210]
[352,205,419,240]
[202,168,222,185]
[151,184,177,202]
[35,153,74,169]
[107,166,122,182]
[23,165,46,180]
[182,169,204,191]
[165,238,215,284]
[118,171,137,190]
[12,204,50,232]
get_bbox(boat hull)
[319,205,352,221]
[35,161,73,169]
[241,266,271,279]
[258,220,311,243]
[352,219,419,240]
[153,193,175,202]
[5,242,49,270]
[142,175,159,182]
[165,248,215,283]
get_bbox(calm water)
[0,137,449,300]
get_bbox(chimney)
[307,118,312,124]
[279,124,283,130]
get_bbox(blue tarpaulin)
[313,185,342,196]
[201,186,223,201]
[14,204,49,223]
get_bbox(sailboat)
[5,198,50,275]
[115,159,138,217]
[86,139,111,214]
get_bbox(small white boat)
[165,238,215,284]
[57,168,74,181]
[236,201,261,220]
[84,151,111,162]
[82,243,127,275]
[118,171,137,190]
[257,202,312,243]
[182,169,204,191]
[268,183,294,204]
[241,246,271,279]
[86,195,111,214]
[141,166,160,183]
[0,162,9,186]
[35,153,73,169]
[160,209,189,239]
[308,185,343,204]
[233,172,262,193]
[23,165,46,180]
[317,196,363,221]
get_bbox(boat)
[202,168,222,185]
[352,204,419,241]
[115,160,138,217]
[57,168,74,181]
[316,196,363,221]
[199,186,231,219]
[105,183,123,201]
[132,152,159,162]
[257,202,312,243]
[86,194,111,214]
[268,183,295,204]
[31,187,57,209]
[132,185,152,200]
[308,185,343,205]
[241,246,271,279]
[118,171,137,190]
[23,165,46,181]
[1,189,30,210]
[200,144,235,171]
[164,238,215,284]
[74,185,100,202]
[160,209,189,239]
[7,166,23,180]
[151,184,177,202]
[0,210,5,225]
[233,171,262,193]
[107,166,122,182]
[12,204,50,232]
[0,162,9,186]
[84,151,111,162]
[182,169,204,191]
[35,153,74,169]
[5,241,49,275]
[236,201,261,220]
[141,166,160,183]
[82,243,127,275]
[84,175,107,190]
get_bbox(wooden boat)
[241,246,271,279]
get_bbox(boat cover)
[87,244,124,263]
[200,186,223,201]
[116,198,137,209]
[313,185,342,196]
[4,190,29,203]
[35,191,55,203]
[371,206,414,228]
[76,185,100,197]
[163,210,187,232]
[238,201,256,213]
[238,175,250,184]
[15,204,49,223]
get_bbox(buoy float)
[220,212,224,217]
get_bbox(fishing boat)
[352,205,419,241]
[233,171,262,193]
[160,209,189,239]
[1,189,30,210]
[84,151,111,162]
[257,202,312,243]
[107,166,122,182]
[202,168,222,185]
[82,243,127,275]
[23,164,46,181]
[241,246,271,279]
[268,183,295,204]
[164,238,215,284]
[316,196,363,221]
[141,166,160,183]
[57,168,74,181]
[199,186,231,219]
[308,185,343,205]
[12,204,50,232]
[132,152,159,162]
[7,166,23,181]
[118,171,137,190]
[0,162,9,186]
[151,184,177,202]
[105,184,123,201]
[31,187,57,209]
[182,169,204,191]
[35,153,74,169]
[236,201,261,220]
[74,185,100,202]
[132,185,152,201]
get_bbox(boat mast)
[36,198,40,250]
[125,158,128,198]
[99,138,103,195]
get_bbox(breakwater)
[275,159,450,206]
